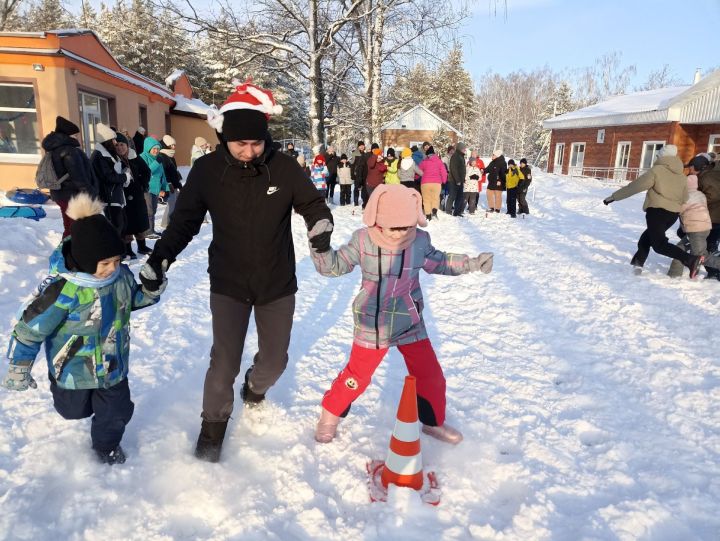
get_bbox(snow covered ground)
[0,171,718,541]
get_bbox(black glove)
[603,197,614,205]
[308,219,333,253]
[140,256,168,292]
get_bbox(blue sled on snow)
[6,188,50,205]
[0,206,47,221]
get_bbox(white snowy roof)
[381,104,463,137]
[544,70,720,129]
[172,94,212,116]
[165,69,186,88]
[60,49,175,101]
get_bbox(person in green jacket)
[140,137,168,239]
[603,144,703,277]
[2,194,165,464]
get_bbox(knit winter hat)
[340,153,348,161]
[456,142,467,153]
[55,116,79,136]
[357,140,366,148]
[95,123,116,144]
[313,155,326,166]
[425,146,435,156]
[401,147,412,158]
[363,184,427,229]
[659,144,678,157]
[137,126,146,134]
[687,174,699,191]
[162,135,176,147]
[65,194,125,274]
[194,136,208,147]
[115,132,129,145]
[207,78,283,141]
[508,159,516,166]
[686,155,711,172]
[492,149,503,157]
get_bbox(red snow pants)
[321,338,447,426]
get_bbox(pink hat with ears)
[363,184,428,228]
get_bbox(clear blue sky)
[461,0,719,87]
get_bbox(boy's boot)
[422,423,463,444]
[426,214,432,221]
[315,408,341,443]
[136,237,152,255]
[95,445,127,465]
[194,420,228,463]
[241,366,265,406]
[431,208,439,220]
[125,243,137,260]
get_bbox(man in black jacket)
[485,150,508,213]
[140,81,333,462]
[351,140,369,207]
[447,142,467,216]
[41,116,99,238]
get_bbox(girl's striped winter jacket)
[310,228,471,349]
[7,242,159,390]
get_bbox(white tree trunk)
[308,0,324,148]
[369,1,385,143]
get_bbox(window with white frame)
[569,142,585,174]
[78,91,110,155]
[709,134,720,155]
[640,141,665,170]
[554,142,565,173]
[615,142,631,168]
[0,83,40,160]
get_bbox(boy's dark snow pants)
[202,292,295,422]
[50,377,134,452]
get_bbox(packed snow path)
[0,172,718,540]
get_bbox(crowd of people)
[4,77,719,469]
[292,140,534,220]
[38,116,216,261]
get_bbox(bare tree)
[0,0,23,30]
[153,0,367,147]
[573,51,636,105]
[636,64,684,91]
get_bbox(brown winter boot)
[194,419,229,463]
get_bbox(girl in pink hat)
[307,184,494,444]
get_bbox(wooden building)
[0,29,214,192]
[380,105,462,151]
[543,70,720,181]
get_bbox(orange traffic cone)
[381,375,423,490]
[367,375,441,505]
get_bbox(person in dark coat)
[351,141,369,207]
[90,123,131,239]
[115,133,151,256]
[485,150,507,213]
[518,158,533,215]
[140,80,333,463]
[132,127,146,154]
[285,142,299,158]
[323,146,339,203]
[446,142,467,216]
[41,116,99,238]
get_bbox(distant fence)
[568,166,647,185]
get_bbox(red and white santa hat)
[207,79,283,139]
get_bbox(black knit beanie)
[426,145,435,156]
[115,132,129,145]
[55,116,79,136]
[70,215,125,274]
[220,109,268,142]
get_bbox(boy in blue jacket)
[3,194,166,464]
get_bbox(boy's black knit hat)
[55,116,79,136]
[71,215,125,273]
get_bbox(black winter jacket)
[485,155,508,191]
[449,152,466,186]
[151,137,333,305]
[123,151,151,234]
[324,152,339,176]
[157,148,183,192]
[91,144,129,207]
[518,165,532,191]
[42,132,99,201]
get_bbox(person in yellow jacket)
[384,147,401,184]
[505,159,523,218]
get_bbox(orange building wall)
[169,114,216,167]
